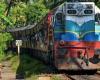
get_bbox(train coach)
[8,1,100,70]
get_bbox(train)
[8,1,100,70]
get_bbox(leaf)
[0,13,13,26]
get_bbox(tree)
[9,2,27,27]
[96,0,100,8]
[0,0,49,60]
[0,1,12,60]
[7,0,49,27]
[25,1,49,24]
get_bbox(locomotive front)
[53,2,100,70]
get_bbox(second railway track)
[62,72,100,80]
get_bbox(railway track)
[62,72,100,80]
[37,70,100,80]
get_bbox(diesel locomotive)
[8,2,100,70]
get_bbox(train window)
[56,13,64,24]
[56,13,62,20]
[84,10,93,14]
[67,10,77,14]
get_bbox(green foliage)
[0,0,49,61]
[8,0,49,27]
[26,1,49,24]
[10,2,27,27]
[0,33,12,61]
[0,1,6,14]
[96,1,100,8]
[0,1,13,61]
[51,76,62,80]
[0,1,12,26]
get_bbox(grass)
[0,54,5,62]
[3,51,61,80]
[51,76,62,80]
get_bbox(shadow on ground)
[15,53,54,79]
[15,54,99,79]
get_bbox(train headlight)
[84,10,93,14]
[59,40,65,46]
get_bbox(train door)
[53,9,66,68]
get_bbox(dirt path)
[0,61,16,80]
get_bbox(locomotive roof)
[7,23,37,32]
